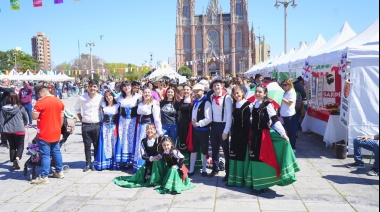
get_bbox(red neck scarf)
[212,90,227,105]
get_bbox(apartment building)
[31,32,51,71]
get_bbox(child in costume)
[155,136,195,194]
[246,85,300,193]
[113,124,165,188]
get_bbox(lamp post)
[86,41,95,79]
[100,35,104,80]
[13,52,17,71]
[274,0,297,54]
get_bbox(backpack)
[295,91,302,110]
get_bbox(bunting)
[33,0,42,7]
[10,0,20,10]
[54,0,63,4]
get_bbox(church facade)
[176,0,256,77]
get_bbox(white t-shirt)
[280,89,296,117]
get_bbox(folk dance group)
[75,78,300,194]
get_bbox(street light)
[274,0,297,54]
[256,25,265,64]
[13,52,17,71]
[100,35,104,80]
[86,41,95,79]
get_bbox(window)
[207,29,219,54]
[196,30,202,52]
[224,27,230,51]
[236,28,243,50]
[183,0,189,18]
[184,31,190,53]
[236,0,243,16]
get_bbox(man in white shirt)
[75,80,103,172]
[188,84,212,177]
[209,78,233,181]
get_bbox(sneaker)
[346,161,365,169]
[13,160,20,170]
[31,176,49,184]
[0,143,8,148]
[52,172,65,179]
[367,168,379,176]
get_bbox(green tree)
[0,50,37,71]
[178,65,192,78]
[55,62,72,71]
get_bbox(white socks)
[189,152,197,173]
[202,155,207,172]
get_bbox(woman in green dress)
[228,85,251,187]
[155,136,195,194]
[246,85,300,193]
[113,123,165,188]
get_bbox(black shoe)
[13,160,20,170]
[222,175,228,182]
[83,165,91,172]
[346,161,365,169]
[188,172,194,177]
[208,171,219,178]
[201,172,208,177]
[0,143,8,148]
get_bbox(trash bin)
[336,140,347,159]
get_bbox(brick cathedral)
[175,0,256,77]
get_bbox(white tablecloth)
[301,112,346,147]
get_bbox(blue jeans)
[37,139,63,178]
[283,115,297,150]
[353,138,379,169]
[162,124,178,146]
[56,89,62,99]
[294,110,301,134]
[22,103,33,125]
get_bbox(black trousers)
[210,122,230,175]
[2,133,25,161]
[82,123,100,165]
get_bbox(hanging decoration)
[54,0,63,4]
[10,0,20,10]
[33,0,43,7]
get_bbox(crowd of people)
[0,72,378,194]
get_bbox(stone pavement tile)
[352,205,380,212]
[86,197,131,206]
[76,172,118,184]
[345,194,379,207]
[0,202,41,212]
[0,181,34,202]
[58,183,106,197]
[331,184,378,196]
[7,188,65,203]
[79,204,125,212]
[132,187,175,199]
[185,182,217,193]
[216,186,258,201]
[303,202,356,212]
[44,195,90,211]
[295,168,322,177]
[171,192,215,209]
[296,188,346,203]
[124,196,173,211]
[293,176,332,189]
[95,188,138,199]
[214,200,260,212]
[258,199,307,211]
[170,208,213,212]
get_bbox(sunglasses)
[281,84,289,86]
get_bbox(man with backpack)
[293,76,307,137]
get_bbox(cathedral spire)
[207,0,221,15]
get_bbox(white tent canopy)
[149,62,181,80]
[289,34,327,68]
[308,22,357,66]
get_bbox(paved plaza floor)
[0,97,378,212]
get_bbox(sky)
[0,0,378,69]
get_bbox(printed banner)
[54,0,63,4]
[10,0,20,10]
[340,80,350,129]
[33,0,42,7]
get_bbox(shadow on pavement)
[322,174,379,185]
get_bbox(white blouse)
[137,100,163,135]
[101,102,119,115]
[252,100,286,136]
[117,94,141,108]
